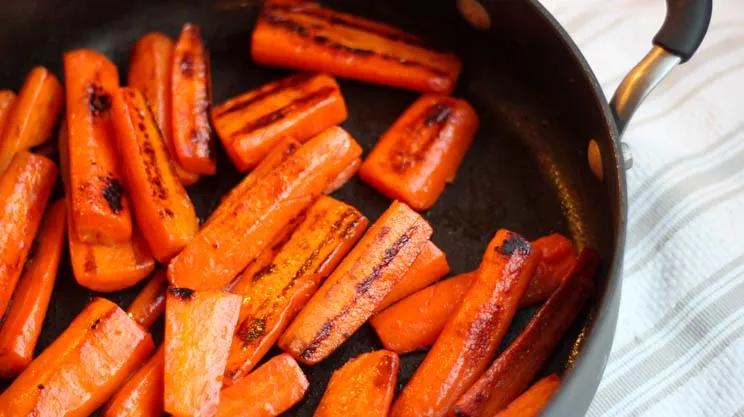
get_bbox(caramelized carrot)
[112,87,199,262]
[0,298,155,417]
[314,350,399,417]
[492,374,561,417]
[224,196,368,385]
[217,353,309,417]
[251,0,462,94]
[0,90,16,138]
[126,269,168,329]
[129,32,200,186]
[168,126,362,291]
[0,200,65,377]
[171,23,216,175]
[324,156,361,194]
[164,289,241,417]
[521,234,576,307]
[279,201,432,365]
[213,73,348,171]
[360,95,479,211]
[0,151,56,318]
[102,346,164,417]
[390,230,541,417]
[450,250,598,417]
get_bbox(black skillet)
[0,0,712,415]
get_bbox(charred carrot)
[101,346,164,417]
[213,73,348,171]
[0,298,155,417]
[449,249,597,417]
[168,126,362,291]
[314,350,399,417]
[279,200,432,365]
[521,234,576,307]
[390,230,541,417]
[491,374,561,417]
[0,90,16,137]
[251,0,462,94]
[324,156,361,194]
[126,269,168,329]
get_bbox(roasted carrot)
[129,32,200,186]
[0,90,16,138]
[126,269,168,329]
[521,234,576,307]
[164,289,241,417]
[390,230,541,417]
[217,353,309,417]
[0,151,56,318]
[314,350,399,417]
[101,346,164,417]
[112,87,199,262]
[0,200,65,378]
[450,249,598,417]
[0,298,155,417]
[360,95,479,211]
[171,23,216,175]
[168,126,362,291]
[213,73,348,171]
[224,196,368,385]
[324,156,361,194]
[491,374,561,417]
[251,0,462,94]
[279,200,432,365]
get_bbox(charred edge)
[90,318,101,330]
[311,210,363,275]
[329,43,374,57]
[379,54,450,76]
[391,103,453,174]
[87,83,112,117]
[357,225,416,294]
[37,384,44,390]
[101,176,124,214]
[300,321,333,360]
[290,209,355,281]
[238,317,267,344]
[168,287,195,300]
[252,264,275,282]
[495,234,530,256]
[213,73,315,117]
[424,103,453,126]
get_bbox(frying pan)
[0,0,712,415]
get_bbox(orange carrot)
[126,269,168,329]
[324,156,361,194]
[279,200,432,365]
[314,350,399,417]
[0,200,65,378]
[0,298,155,417]
[213,73,348,171]
[491,374,561,417]
[0,90,16,138]
[521,234,576,307]
[102,346,164,417]
[390,230,541,417]
[168,126,362,291]
[251,0,462,94]
[360,95,479,211]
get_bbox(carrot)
[521,234,576,307]
[101,346,164,417]
[324,156,361,194]
[224,196,368,385]
[0,298,155,417]
[216,353,309,417]
[449,249,598,417]
[251,0,462,94]
[0,151,56,318]
[129,32,200,186]
[360,95,479,211]
[0,200,65,378]
[126,269,168,329]
[0,90,16,139]
[279,200,432,365]
[314,350,399,417]
[390,230,541,417]
[164,289,241,417]
[491,374,561,417]
[64,49,133,244]
[111,87,199,262]
[213,73,348,171]
[171,23,216,175]
[168,126,362,291]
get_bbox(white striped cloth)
[537,0,744,415]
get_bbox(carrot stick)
[279,200,432,365]
[313,350,399,417]
[491,374,561,417]
[168,126,362,291]
[521,234,576,307]
[324,156,361,194]
[101,346,164,417]
[390,230,541,417]
[213,73,348,171]
[0,298,155,417]
[126,269,168,329]
[224,196,368,385]
[0,90,16,139]
[360,95,479,211]
[449,249,598,417]
[129,32,200,186]
[251,0,462,94]
[0,200,65,377]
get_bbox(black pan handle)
[653,0,712,63]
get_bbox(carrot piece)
[224,196,368,385]
[168,126,362,291]
[314,350,399,417]
[360,95,479,211]
[216,353,309,417]
[279,200,433,365]
[0,90,16,138]
[171,23,216,175]
[251,0,462,94]
[101,346,164,417]
[129,32,200,186]
[324,156,361,194]
[390,230,541,417]
[0,151,56,318]
[164,289,241,417]
[521,234,577,307]
[0,200,65,377]
[449,249,598,417]
[126,269,168,329]
[213,73,348,171]
[0,298,155,417]
[491,374,561,417]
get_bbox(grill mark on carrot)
[168,287,194,300]
[238,317,267,343]
[87,80,112,118]
[213,73,316,117]
[390,102,453,174]
[357,225,415,293]
[101,175,124,214]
